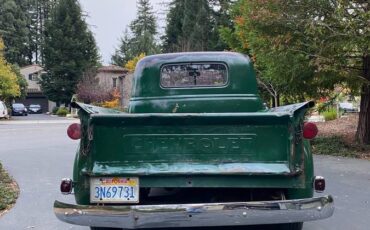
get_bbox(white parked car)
[339,102,358,112]
[0,100,9,119]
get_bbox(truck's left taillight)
[67,123,81,140]
[60,178,73,195]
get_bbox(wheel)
[278,222,303,230]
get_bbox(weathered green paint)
[71,52,315,205]
[129,52,264,113]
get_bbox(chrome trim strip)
[54,196,334,229]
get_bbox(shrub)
[0,162,18,211]
[322,108,337,121]
[76,68,112,104]
[125,53,145,72]
[56,107,69,117]
[52,106,59,115]
[101,89,121,109]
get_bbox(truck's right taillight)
[303,122,318,139]
[67,123,81,140]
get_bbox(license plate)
[90,177,139,203]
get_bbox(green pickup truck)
[54,52,334,230]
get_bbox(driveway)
[0,115,82,230]
[0,116,369,229]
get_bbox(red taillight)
[303,122,318,139]
[314,176,326,192]
[60,178,73,195]
[67,123,81,140]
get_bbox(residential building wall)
[121,73,133,110]
[96,71,124,91]
[20,65,44,91]
[96,65,129,109]
[18,64,55,112]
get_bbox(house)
[96,65,133,109]
[15,64,56,112]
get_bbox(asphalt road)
[0,115,369,230]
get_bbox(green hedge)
[322,108,337,121]
[52,106,59,115]
[56,107,69,117]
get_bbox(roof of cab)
[131,52,258,98]
[137,52,250,68]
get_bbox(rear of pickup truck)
[54,52,333,229]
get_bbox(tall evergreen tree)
[0,0,29,65]
[162,0,233,52]
[40,0,99,105]
[111,0,158,66]
[111,29,135,66]
[130,0,158,55]
[161,0,185,52]
[209,0,233,51]
[25,0,56,64]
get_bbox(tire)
[278,222,303,230]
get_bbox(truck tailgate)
[88,113,296,176]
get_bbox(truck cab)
[55,52,333,230]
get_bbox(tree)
[25,0,57,64]
[76,68,111,104]
[40,0,99,106]
[223,0,369,143]
[162,0,233,52]
[111,29,135,66]
[208,0,234,51]
[0,0,56,65]
[163,0,211,52]
[0,0,29,65]
[112,0,158,66]
[130,0,159,55]
[162,0,185,52]
[124,53,146,72]
[11,64,28,99]
[0,37,20,100]
[301,1,368,144]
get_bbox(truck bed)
[74,102,313,188]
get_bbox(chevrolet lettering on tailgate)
[127,134,256,154]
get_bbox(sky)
[79,0,165,65]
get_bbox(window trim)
[159,62,229,89]
[112,78,117,88]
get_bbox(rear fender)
[270,101,315,199]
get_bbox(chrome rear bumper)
[54,196,334,229]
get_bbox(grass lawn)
[0,162,18,216]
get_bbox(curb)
[0,119,79,125]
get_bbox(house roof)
[20,64,45,75]
[21,64,42,68]
[98,65,128,73]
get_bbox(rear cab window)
[160,63,228,88]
